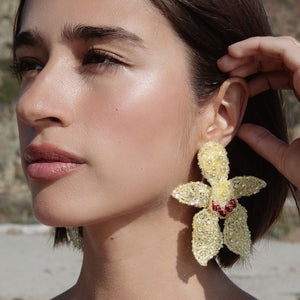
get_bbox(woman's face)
[16,0,207,226]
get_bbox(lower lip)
[27,162,83,180]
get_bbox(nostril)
[49,117,60,122]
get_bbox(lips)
[24,144,85,180]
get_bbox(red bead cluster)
[212,199,237,217]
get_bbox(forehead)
[20,0,172,45]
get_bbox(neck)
[69,199,230,300]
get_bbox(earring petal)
[230,176,267,199]
[172,181,211,208]
[192,209,223,266]
[223,203,251,258]
[197,142,230,186]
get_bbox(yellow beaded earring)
[66,227,83,250]
[172,141,266,266]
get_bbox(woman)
[12,0,299,299]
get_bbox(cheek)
[17,120,34,180]
[80,68,196,203]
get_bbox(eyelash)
[11,49,124,80]
[11,58,43,80]
[81,49,124,74]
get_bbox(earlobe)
[205,77,249,146]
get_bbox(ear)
[202,77,248,146]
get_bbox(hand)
[218,36,300,190]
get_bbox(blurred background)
[1,0,299,238]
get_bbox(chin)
[33,206,75,227]
[31,194,85,227]
[29,177,167,228]
[31,194,119,227]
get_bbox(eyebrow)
[14,24,145,53]
[14,30,43,53]
[62,24,144,46]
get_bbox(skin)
[15,0,259,299]
[218,36,300,190]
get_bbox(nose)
[16,57,75,130]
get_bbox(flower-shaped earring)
[172,141,266,266]
[66,227,83,250]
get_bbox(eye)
[81,49,125,73]
[11,57,43,80]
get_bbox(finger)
[293,68,300,101]
[237,124,288,176]
[229,58,286,78]
[217,55,252,73]
[283,138,300,190]
[219,54,284,75]
[247,71,294,98]
[228,36,300,72]
[239,124,300,189]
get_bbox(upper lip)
[24,144,85,164]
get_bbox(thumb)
[237,123,288,176]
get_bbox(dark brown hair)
[13,0,296,267]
